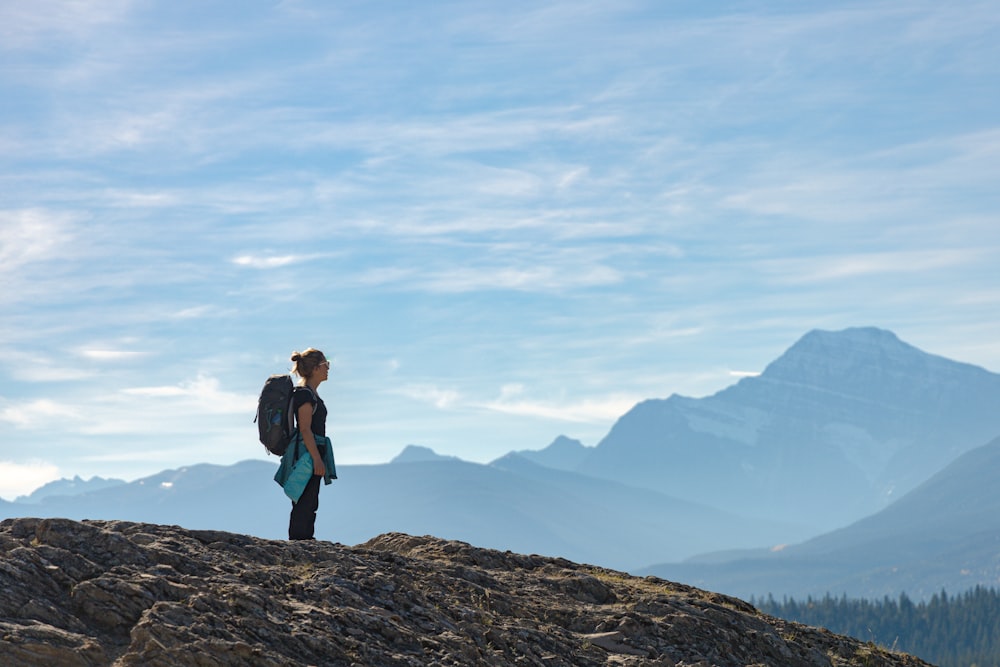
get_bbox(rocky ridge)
[0,518,931,667]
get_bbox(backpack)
[255,375,319,456]
[255,374,296,456]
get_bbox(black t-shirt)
[292,386,327,437]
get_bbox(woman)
[282,348,337,540]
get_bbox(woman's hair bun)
[290,348,325,379]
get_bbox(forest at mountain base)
[756,586,1000,667]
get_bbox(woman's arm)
[297,401,327,478]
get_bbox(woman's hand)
[312,456,326,478]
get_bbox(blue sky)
[2,0,999,499]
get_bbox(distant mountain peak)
[14,474,126,504]
[762,327,913,376]
[749,326,965,393]
[805,326,913,352]
[390,445,460,464]
[789,326,907,352]
[809,326,900,342]
[496,435,591,472]
[545,435,588,454]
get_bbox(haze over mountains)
[4,327,1000,598]
[644,434,1000,601]
[0,456,792,572]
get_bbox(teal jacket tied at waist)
[274,433,337,502]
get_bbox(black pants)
[288,474,322,540]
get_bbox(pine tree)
[755,586,1000,667]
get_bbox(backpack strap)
[289,386,319,462]
[291,385,319,430]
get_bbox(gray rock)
[0,517,931,667]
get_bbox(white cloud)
[498,383,526,400]
[480,391,641,424]
[232,254,300,269]
[394,384,462,410]
[170,305,213,320]
[393,380,639,424]
[0,461,61,501]
[756,249,978,284]
[0,209,77,273]
[0,377,254,438]
[102,188,179,208]
[232,250,344,269]
[557,166,589,190]
[414,264,622,294]
[0,399,83,429]
[77,349,147,362]
[120,375,253,416]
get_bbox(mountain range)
[535,327,1000,531]
[4,326,1000,598]
[0,455,793,573]
[642,434,1000,601]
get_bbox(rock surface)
[0,518,931,667]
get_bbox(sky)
[1,0,999,500]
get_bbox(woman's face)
[316,358,330,383]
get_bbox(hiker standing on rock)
[275,348,337,540]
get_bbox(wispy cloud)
[0,0,133,51]
[119,376,253,418]
[719,129,1000,227]
[394,384,462,410]
[76,349,148,362]
[415,264,623,294]
[0,376,253,439]
[0,399,83,429]
[392,380,642,426]
[0,460,61,501]
[0,208,78,274]
[232,255,300,269]
[755,249,982,284]
[479,385,642,424]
